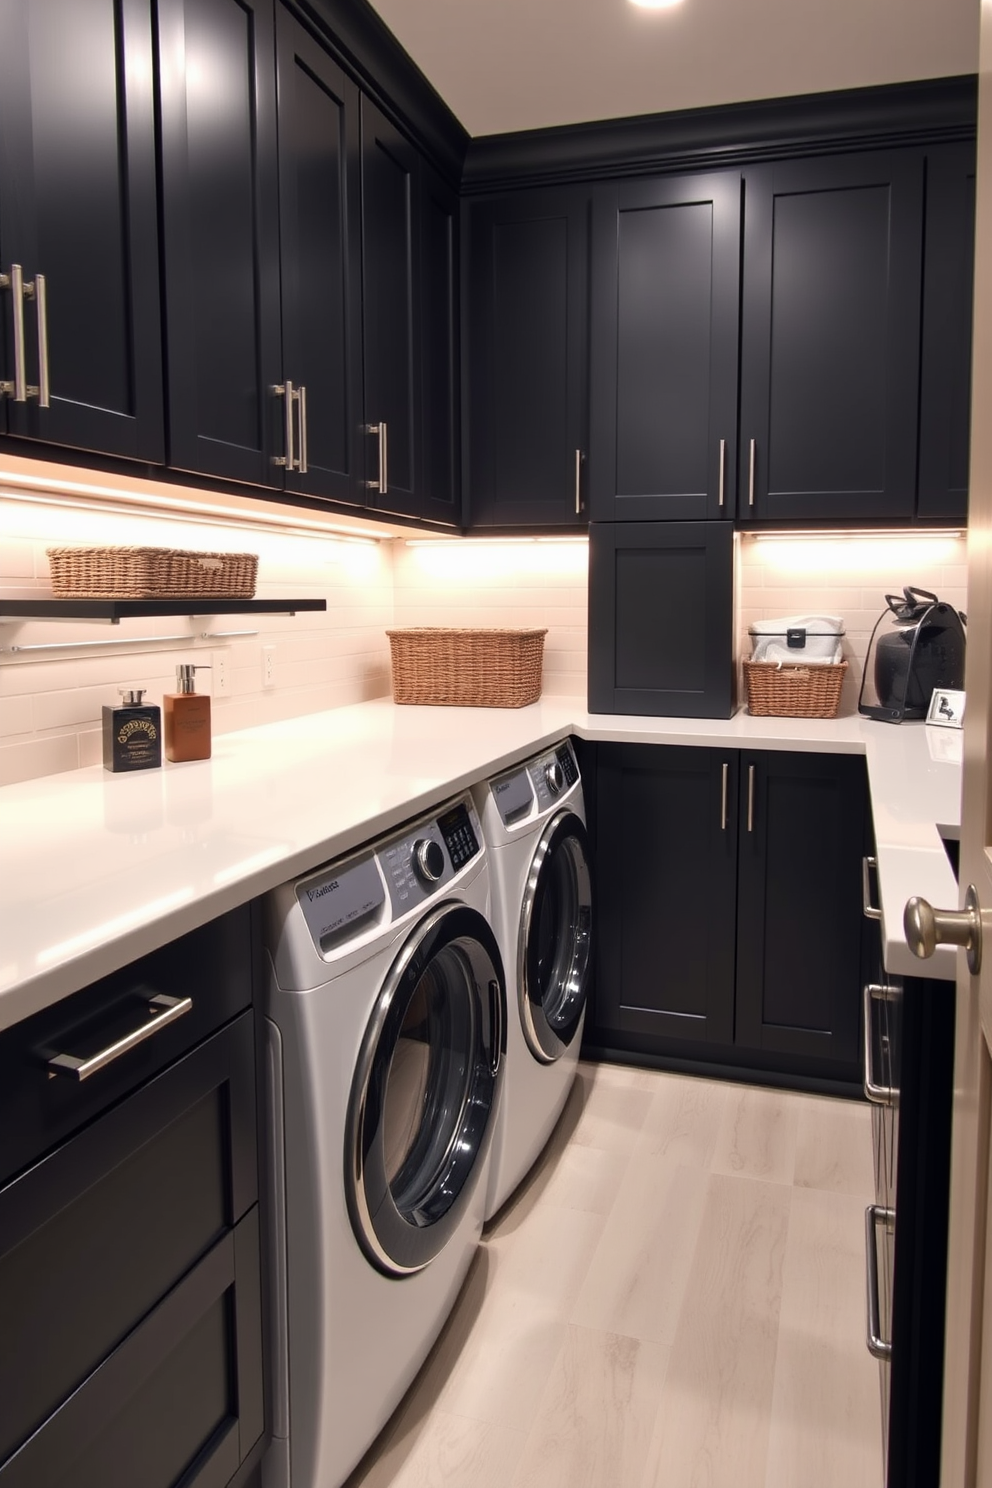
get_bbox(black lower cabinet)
[0,910,265,1488]
[587,741,868,1087]
[587,522,735,718]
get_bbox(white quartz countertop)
[0,697,962,1031]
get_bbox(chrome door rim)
[346,901,505,1276]
[517,810,593,1063]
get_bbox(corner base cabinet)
[588,742,868,1087]
[0,906,265,1488]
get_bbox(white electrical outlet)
[262,645,276,689]
[212,650,231,698]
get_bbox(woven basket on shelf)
[46,545,259,599]
[743,660,847,719]
[387,627,547,708]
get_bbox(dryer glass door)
[347,904,505,1276]
[519,811,593,1063]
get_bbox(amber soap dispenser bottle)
[164,663,211,762]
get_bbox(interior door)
[938,8,992,1482]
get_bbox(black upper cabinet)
[275,4,364,506]
[415,158,460,523]
[739,152,924,524]
[0,0,163,461]
[590,172,741,522]
[918,143,976,523]
[359,98,460,523]
[361,96,420,515]
[466,187,589,527]
[158,0,282,487]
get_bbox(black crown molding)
[291,0,469,187]
[461,75,978,195]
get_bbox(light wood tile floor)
[345,1063,883,1488]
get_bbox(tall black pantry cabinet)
[0,0,163,460]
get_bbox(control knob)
[413,837,445,883]
[545,760,564,796]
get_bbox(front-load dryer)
[473,738,592,1219]
[262,794,505,1488]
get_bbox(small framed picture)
[927,688,966,728]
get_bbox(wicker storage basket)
[46,545,258,599]
[743,660,848,719]
[387,627,547,708]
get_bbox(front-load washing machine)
[262,794,505,1488]
[473,738,593,1219]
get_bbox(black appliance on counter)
[859,587,966,723]
[863,858,955,1487]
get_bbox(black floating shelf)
[0,597,327,621]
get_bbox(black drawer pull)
[47,994,193,1081]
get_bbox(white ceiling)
[366,0,980,139]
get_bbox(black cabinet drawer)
[0,1011,257,1471]
[0,904,254,1188]
[0,1207,263,1488]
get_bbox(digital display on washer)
[297,855,385,952]
[492,770,533,826]
[438,802,480,867]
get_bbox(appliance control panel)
[528,739,579,811]
[380,799,481,917]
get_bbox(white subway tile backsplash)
[0,479,973,783]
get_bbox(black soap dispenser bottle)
[102,688,162,772]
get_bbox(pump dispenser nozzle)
[175,663,210,694]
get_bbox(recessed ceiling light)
[629,0,684,9]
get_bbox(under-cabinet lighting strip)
[744,527,965,541]
[0,474,382,545]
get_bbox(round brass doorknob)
[904,884,982,975]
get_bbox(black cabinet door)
[587,521,735,718]
[590,172,741,522]
[158,0,282,486]
[0,1014,263,1485]
[276,3,364,507]
[466,186,589,527]
[918,143,976,523]
[417,159,461,523]
[361,95,420,515]
[740,152,923,524]
[594,743,737,1048]
[734,750,866,1072]
[0,0,163,461]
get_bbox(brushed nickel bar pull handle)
[718,438,726,508]
[863,984,897,1106]
[48,993,192,1080]
[747,763,755,832]
[381,419,388,495]
[0,264,27,402]
[748,438,756,508]
[297,383,308,474]
[272,382,294,469]
[575,449,584,514]
[721,761,729,831]
[364,422,385,492]
[862,855,882,921]
[25,272,50,407]
[865,1204,894,1361]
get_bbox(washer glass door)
[519,811,593,1063]
[347,903,505,1276]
